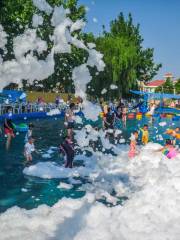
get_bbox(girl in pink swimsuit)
[128,131,139,158]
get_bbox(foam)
[2,143,180,240]
[32,0,52,15]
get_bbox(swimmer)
[60,136,75,168]
[140,124,149,145]
[24,136,36,162]
[157,139,178,159]
[128,131,139,158]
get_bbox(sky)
[78,0,180,80]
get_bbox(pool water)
[0,116,179,213]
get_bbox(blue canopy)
[130,90,180,100]
[0,90,26,103]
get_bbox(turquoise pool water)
[0,116,179,212]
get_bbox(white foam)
[3,143,180,240]
[57,182,73,190]
[33,0,52,15]
[0,24,7,50]
[32,14,44,28]
[46,109,61,116]
[159,122,167,127]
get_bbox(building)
[142,73,176,93]
[143,79,165,92]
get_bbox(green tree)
[175,79,180,94]
[91,13,161,98]
[155,78,175,94]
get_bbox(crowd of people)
[0,96,179,167]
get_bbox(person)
[122,106,127,127]
[65,103,76,139]
[166,127,180,145]
[24,136,36,162]
[103,107,115,130]
[60,136,75,168]
[4,117,15,150]
[157,139,178,159]
[115,106,122,120]
[140,124,149,145]
[55,96,60,107]
[25,123,34,143]
[128,131,139,158]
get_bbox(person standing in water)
[140,124,149,145]
[24,136,36,162]
[4,109,15,150]
[25,123,34,143]
[60,136,75,168]
[65,103,76,139]
[128,131,139,158]
[122,105,127,128]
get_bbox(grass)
[27,91,76,103]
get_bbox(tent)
[130,90,180,100]
[130,90,180,114]
[0,90,27,103]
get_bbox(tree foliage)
[0,0,86,92]
[0,2,161,98]
[155,78,175,94]
[92,13,161,98]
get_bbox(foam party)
[0,0,180,240]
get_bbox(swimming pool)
[0,116,179,213]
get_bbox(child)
[157,139,178,159]
[166,127,180,145]
[60,136,75,168]
[25,123,34,143]
[128,131,139,158]
[140,124,149,145]
[122,106,127,127]
[65,103,76,139]
[24,136,35,162]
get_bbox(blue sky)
[78,0,180,80]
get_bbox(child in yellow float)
[140,124,149,145]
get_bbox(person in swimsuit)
[25,123,34,143]
[140,124,149,145]
[103,107,115,130]
[4,117,15,150]
[157,139,178,159]
[24,136,36,162]
[65,103,76,139]
[122,106,127,128]
[60,136,75,168]
[128,131,139,158]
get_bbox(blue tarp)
[130,90,180,100]
[0,90,26,103]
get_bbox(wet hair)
[133,130,138,135]
[29,123,34,128]
[165,139,172,145]
[28,136,34,141]
[175,127,180,131]
[144,124,148,128]
[69,103,75,109]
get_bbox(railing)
[0,102,68,116]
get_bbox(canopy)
[130,90,180,100]
[0,90,26,103]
